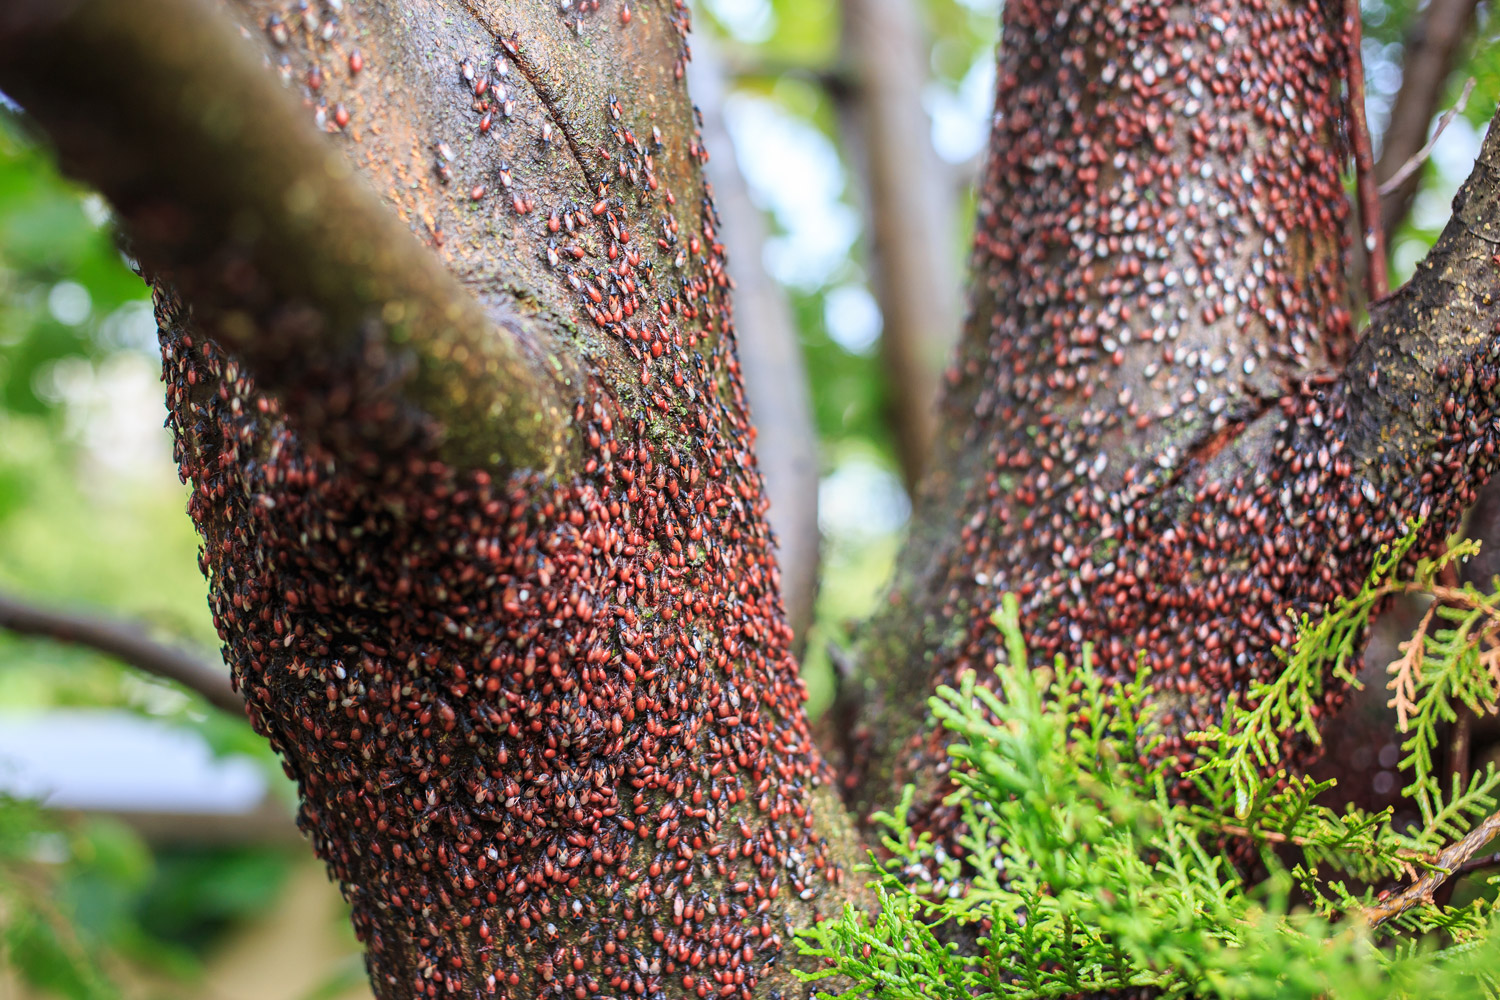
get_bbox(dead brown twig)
[1362,808,1500,926]
[0,590,239,714]
[1379,77,1478,199]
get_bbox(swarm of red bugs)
[151,0,1500,996]
[159,3,852,999]
[857,0,1500,842]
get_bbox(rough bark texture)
[8,0,1500,996]
[0,0,575,476]
[5,0,864,997]
[846,0,1476,830]
[688,32,822,647]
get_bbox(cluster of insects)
[265,0,361,134]
[858,0,1500,842]
[160,1,853,998]
[147,0,1500,996]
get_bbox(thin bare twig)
[1450,707,1476,793]
[1362,808,1500,926]
[1394,581,1500,614]
[0,0,577,474]
[0,590,240,715]
[1452,849,1500,878]
[1376,0,1483,243]
[1346,0,1389,300]
[1435,705,1478,907]
[1378,77,1477,198]
[1214,821,1426,861]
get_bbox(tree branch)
[1343,111,1500,474]
[0,0,577,474]
[1379,78,1476,200]
[851,1,1360,821]
[1376,0,1482,244]
[0,591,240,716]
[845,7,1500,857]
[1363,808,1500,927]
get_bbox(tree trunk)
[2,1,866,996]
[6,0,1500,997]
[838,0,961,492]
[844,0,1500,834]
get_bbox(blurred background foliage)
[0,0,1496,996]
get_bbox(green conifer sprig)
[799,527,1500,999]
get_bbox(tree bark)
[8,0,1500,996]
[847,0,1500,834]
[0,0,576,476]
[3,0,864,996]
[688,30,822,648]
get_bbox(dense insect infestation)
[4,0,1500,997]
[141,0,865,996]
[849,0,1500,836]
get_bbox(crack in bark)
[0,0,578,475]
[457,0,602,194]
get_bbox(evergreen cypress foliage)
[799,528,1500,999]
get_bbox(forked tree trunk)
[846,0,1500,830]
[2,1,866,995]
[851,0,1370,813]
[5,1,1500,998]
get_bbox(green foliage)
[0,790,307,998]
[0,796,130,1000]
[1189,529,1469,817]
[799,548,1500,999]
[0,108,303,998]
[0,113,149,417]
[1188,528,1500,862]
